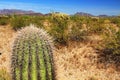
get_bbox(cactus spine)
[11,25,55,80]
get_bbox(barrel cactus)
[11,25,55,80]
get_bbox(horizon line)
[0,8,119,16]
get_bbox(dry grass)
[54,38,120,80]
[0,67,12,80]
[0,25,15,72]
[54,42,120,80]
[0,25,120,80]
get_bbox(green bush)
[68,15,90,41]
[104,30,120,55]
[69,25,88,41]
[49,13,70,45]
[8,13,120,46]
[10,15,30,30]
[102,27,120,55]
[87,18,106,34]
[70,15,90,24]
[88,24,105,34]
[10,15,45,30]
[0,16,9,25]
[111,17,120,27]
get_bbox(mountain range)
[75,12,94,16]
[0,9,116,17]
[0,9,43,16]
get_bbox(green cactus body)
[11,25,55,80]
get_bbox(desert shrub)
[10,15,45,30]
[10,15,30,30]
[30,16,45,28]
[70,15,106,35]
[88,24,105,34]
[49,13,70,45]
[0,68,11,80]
[111,17,120,27]
[69,25,88,41]
[0,16,9,25]
[102,27,120,55]
[96,27,120,67]
[70,15,90,24]
[87,19,106,34]
[69,15,89,41]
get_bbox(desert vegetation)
[0,12,120,80]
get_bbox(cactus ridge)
[11,25,55,80]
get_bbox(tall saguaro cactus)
[11,25,55,80]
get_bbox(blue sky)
[0,0,120,15]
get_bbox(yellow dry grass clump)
[54,42,120,80]
[0,25,15,73]
[0,25,120,80]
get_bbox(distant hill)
[75,12,94,16]
[98,15,109,17]
[0,9,117,17]
[0,9,43,16]
[74,12,116,17]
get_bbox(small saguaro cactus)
[11,25,55,80]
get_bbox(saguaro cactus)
[11,25,55,80]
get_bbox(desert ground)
[0,25,120,80]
